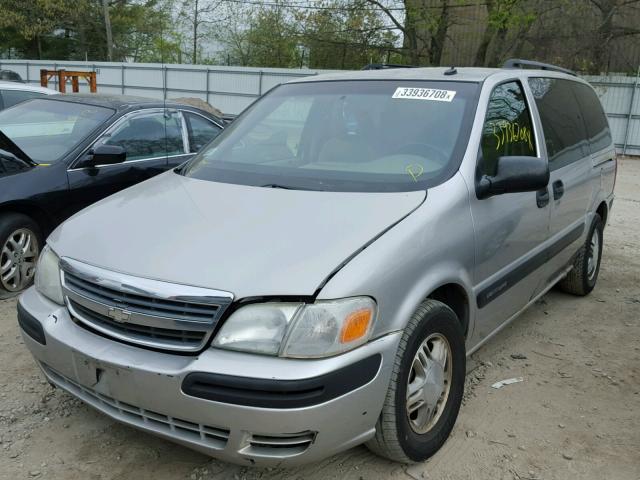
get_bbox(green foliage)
[245,7,301,68]
[301,0,397,69]
[213,0,397,69]
[0,0,175,61]
[486,0,535,31]
[0,0,637,73]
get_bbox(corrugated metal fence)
[585,71,640,156]
[1,59,638,156]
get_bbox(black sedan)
[0,94,223,295]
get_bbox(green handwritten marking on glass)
[405,164,424,182]
[492,121,533,152]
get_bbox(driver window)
[102,110,184,162]
[480,81,537,177]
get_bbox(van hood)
[49,172,425,298]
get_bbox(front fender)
[317,173,477,346]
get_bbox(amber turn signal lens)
[340,308,373,343]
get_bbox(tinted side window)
[1,90,46,109]
[528,78,589,169]
[480,81,537,177]
[572,83,612,154]
[184,112,221,152]
[103,110,184,161]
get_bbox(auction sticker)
[392,87,456,102]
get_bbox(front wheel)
[0,214,42,297]
[366,299,466,463]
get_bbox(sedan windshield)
[0,99,114,164]
[183,80,479,192]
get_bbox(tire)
[366,299,466,463]
[558,214,603,296]
[0,213,42,298]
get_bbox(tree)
[244,4,301,67]
[214,1,301,68]
[102,0,114,60]
[301,0,398,69]
[0,0,73,59]
[364,0,456,66]
[179,0,223,64]
[473,0,536,67]
[588,0,640,72]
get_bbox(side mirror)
[84,144,126,167]
[477,156,549,199]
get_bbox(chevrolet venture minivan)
[18,60,616,466]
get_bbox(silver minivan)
[18,60,616,466]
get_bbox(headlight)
[213,303,302,355]
[213,297,376,358]
[34,245,64,305]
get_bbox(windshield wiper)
[260,183,321,191]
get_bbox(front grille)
[60,258,233,352]
[70,299,207,349]
[64,272,220,322]
[42,364,230,450]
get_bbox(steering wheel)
[393,143,449,167]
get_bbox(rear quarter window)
[571,82,612,154]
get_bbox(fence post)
[25,61,29,84]
[163,66,168,100]
[205,68,210,104]
[622,65,640,156]
[258,70,263,96]
[121,64,125,94]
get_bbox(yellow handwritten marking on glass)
[405,164,424,182]
[492,121,533,152]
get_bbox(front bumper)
[18,287,400,466]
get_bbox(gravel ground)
[1,159,639,480]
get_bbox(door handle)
[552,180,564,200]
[536,188,550,208]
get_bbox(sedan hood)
[49,172,425,298]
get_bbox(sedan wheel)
[1,228,39,292]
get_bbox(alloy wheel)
[406,333,453,434]
[587,227,600,281]
[0,228,39,292]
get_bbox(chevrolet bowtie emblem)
[107,307,131,323]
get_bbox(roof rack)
[502,58,577,77]
[361,63,418,70]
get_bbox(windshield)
[182,80,479,192]
[0,99,114,164]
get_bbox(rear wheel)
[366,299,465,463]
[0,214,41,297]
[558,214,603,296]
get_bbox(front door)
[469,80,551,341]
[67,109,190,215]
[171,110,223,169]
